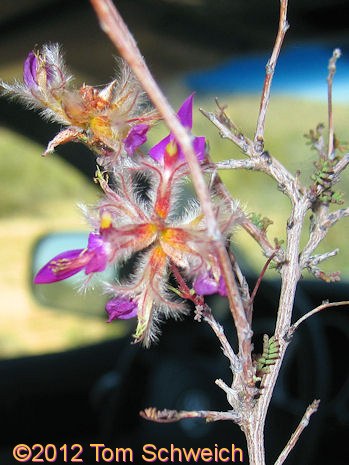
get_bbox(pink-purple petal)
[177,135,206,162]
[193,272,227,296]
[34,233,110,284]
[106,297,138,321]
[23,51,38,89]
[193,273,219,296]
[177,93,194,129]
[123,124,149,155]
[34,249,85,284]
[85,250,108,274]
[193,136,206,162]
[217,276,227,296]
[85,233,108,273]
[148,94,205,165]
[149,134,172,162]
[88,232,105,250]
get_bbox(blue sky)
[186,43,349,102]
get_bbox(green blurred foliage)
[0,127,97,217]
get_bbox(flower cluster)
[1,44,160,167]
[2,45,239,346]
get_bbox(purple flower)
[149,94,206,165]
[106,297,138,321]
[34,233,109,284]
[193,272,227,297]
[123,124,149,155]
[23,47,60,95]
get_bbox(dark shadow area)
[0,278,348,464]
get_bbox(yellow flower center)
[100,212,113,230]
[165,140,178,158]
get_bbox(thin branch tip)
[274,399,320,465]
[288,300,349,338]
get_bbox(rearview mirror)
[31,232,116,316]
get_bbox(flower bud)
[106,297,138,321]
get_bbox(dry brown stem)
[300,206,349,271]
[140,407,239,423]
[208,165,284,265]
[288,300,349,337]
[214,154,299,202]
[200,305,241,374]
[200,2,346,462]
[249,250,279,308]
[239,215,285,264]
[200,103,254,155]
[327,49,341,158]
[254,0,289,150]
[274,400,320,465]
[90,0,253,388]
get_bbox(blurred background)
[0,1,348,464]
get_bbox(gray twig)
[201,305,241,374]
[254,0,289,151]
[287,301,349,338]
[274,400,320,465]
[140,406,240,423]
[327,49,341,159]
